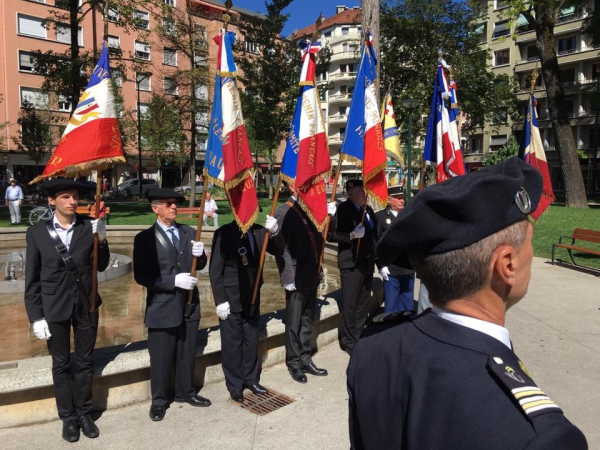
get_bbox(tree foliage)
[12,102,53,167]
[380,0,519,144]
[483,136,520,167]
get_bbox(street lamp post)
[401,99,420,202]
[136,73,151,197]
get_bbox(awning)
[517,14,528,26]
[494,21,508,32]
[474,23,485,34]
[559,6,575,17]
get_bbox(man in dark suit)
[209,215,283,403]
[327,179,378,355]
[348,158,588,449]
[274,182,328,383]
[25,179,109,443]
[133,188,210,422]
[374,185,415,313]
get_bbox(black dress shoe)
[230,390,244,403]
[62,419,80,443]
[301,362,328,376]
[289,367,308,383]
[149,405,166,421]
[244,382,268,395]
[78,414,99,438]
[174,395,211,407]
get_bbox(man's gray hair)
[408,220,529,305]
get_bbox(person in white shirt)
[203,191,218,227]
[5,178,24,224]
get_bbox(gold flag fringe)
[218,71,237,78]
[297,197,327,232]
[386,150,403,164]
[280,173,296,186]
[226,188,259,235]
[29,156,126,185]
[340,153,363,168]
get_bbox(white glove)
[327,202,337,216]
[191,240,204,257]
[351,224,365,239]
[380,266,390,281]
[284,283,296,291]
[91,219,106,242]
[264,215,278,234]
[174,273,198,290]
[33,319,51,340]
[216,302,230,320]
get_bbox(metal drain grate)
[234,388,294,415]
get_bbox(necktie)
[167,228,179,251]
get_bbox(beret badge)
[515,188,531,214]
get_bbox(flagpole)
[250,177,282,315]
[317,157,342,275]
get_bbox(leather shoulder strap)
[154,225,180,271]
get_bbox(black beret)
[146,188,185,203]
[377,157,542,268]
[42,179,92,197]
[388,185,404,196]
[345,179,363,191]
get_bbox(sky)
[230,0,362,37]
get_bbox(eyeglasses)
[157,201,178,207]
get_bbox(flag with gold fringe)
[204,30,259,233]
[381,92,404,167]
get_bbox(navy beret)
[346,179,363,191]
[42,179,92,197]
[377,157,542,268]
[146,188,185,203]
[388,185,404,196]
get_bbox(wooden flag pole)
[317,158,342,275]
[250,176,282,315]
[187,185,209,306]
[90,169,102,318]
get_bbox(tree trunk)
[361,0,380,99]
[70,0,82,113]
[535,4,588,208]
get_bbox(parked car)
[112,178,158,197]
[174,181,203,196]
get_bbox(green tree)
[499,0,588,208]
[483,136,520,167]
[237,0,300,198]
[12,101,53,169]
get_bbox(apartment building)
[468,0,599,192]
[0,0,259,188]
[290,5,363,178]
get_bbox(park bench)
[551,228,600,269]
[176,207,202,219]
[75,205,111,224]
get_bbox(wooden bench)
[176,207,202,220]
[75,205,111,224]
[551,228,600,268]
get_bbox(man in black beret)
[133,188,210,422]
[348,158,587,449]
[375,185,415,313]
[25,179,110,442]
[327,179,378,355]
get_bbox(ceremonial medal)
[238,247,249,266]
[386,218,391,224]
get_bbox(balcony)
[328,136,344,145]
[327,34,360,47]
[328,114,348,124]
[328,93,351,104]
[331,51,359,62]
[330,72,356,82]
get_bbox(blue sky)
[231,0,361,37]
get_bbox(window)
[489,134,507,151]
[136,73,151,91]
[138,103,149,118]
[492,21,510,39]
[194,54,207,67]
[58,95,71,112]
[495,0,509,9]
[340,63,355,73]
[164,0,176,5]
[20,87,49,109]
[474,23,486,43]
[111,68,122,87]
[558,36,577,55]
[134,10,150,30]
[135,41,150,60]
[197,138,207,152]
[339,106,347,115]
[340,85,353,95]
[195,85,208,101]
[164,77,178,95]
[163,18,176,36]
[340,127,346,140]
[469,136,483,153]
[107,8,120,23]
[559,67,576,84]
[163,48,177,66]
[244,39,259,54]
[18,51,37,72]
[107,35,121,55]
[341,27,349,35]
[195,112,208,127]
[526,44,539,61]
[492,110,508,124]
[319,89,326,101]
[494,49,510,66]
[323,31,331,38]
[56,24,83,46]
[17,15,46,39]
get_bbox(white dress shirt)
[52,214,77,251]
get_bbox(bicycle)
[29,202,53,226]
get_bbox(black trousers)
[148,319,199,407]
[47,313,97,421]
[219,309,259,393]
[285,289,317,370]
[340,262,373,353]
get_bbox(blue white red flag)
[519,94,554,219]
[341,33,388,208]
[423,61,466,183]
[204,30,258,233]
[281,40,330,230]
[32,41,124,183]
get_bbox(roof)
[289,7,361,41]
[200,0,266,19]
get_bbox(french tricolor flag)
[204,30,258,233]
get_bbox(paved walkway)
[1,257,599,449]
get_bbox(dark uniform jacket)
[24,215,110,323]
[274,199,322,291]
[348,310,587,450]
[374,207,414,276]
[133,223,207,328]
[327,199,377,270]
[209,221,284,314]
